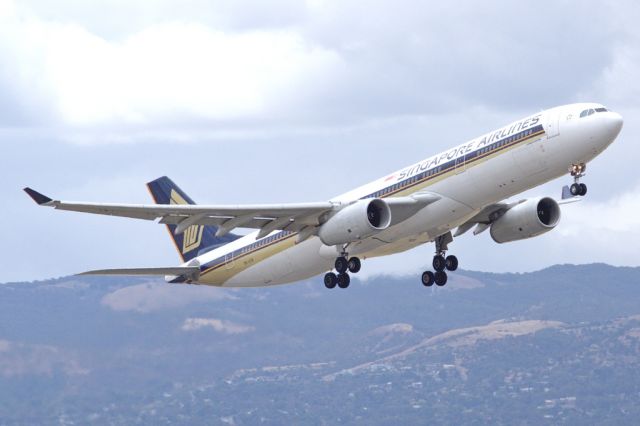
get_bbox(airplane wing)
[454,186,582,237]
[24,187,439,240]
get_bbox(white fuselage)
[186,103,623,287]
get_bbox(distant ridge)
[2,263,640,424]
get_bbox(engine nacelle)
[490,197,561,244]
[318,199,392,246]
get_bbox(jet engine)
[318,199,392,246]
[490,197,561,244]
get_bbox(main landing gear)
[421,232,458,287]
[324,248,361,289]
[569,163,588,197]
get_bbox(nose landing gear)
[569,163,588,197]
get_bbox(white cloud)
[553,183,640,264]
[0,1,341,127]
[181,317,254,334]
[597,44,640,108]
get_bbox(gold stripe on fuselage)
[199,233,297,285]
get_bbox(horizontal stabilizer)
[77,266,200,277]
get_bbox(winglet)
[23,187,53,205]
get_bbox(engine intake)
[318,199,392,246]
[490,197,561,244]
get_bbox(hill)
[1,264,640,424]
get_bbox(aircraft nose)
[607,111,624,137]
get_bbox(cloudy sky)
[2,0,640,283]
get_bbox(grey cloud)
[294,1,621,121]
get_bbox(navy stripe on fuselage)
[367,124,545,198]
[191,124,546,280]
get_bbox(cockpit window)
[580,107,608,118]
[579,108,602,118]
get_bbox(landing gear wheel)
[421,271,435,287]
[570,183,581,196]
[335,257,348,274]
[324,272,337,289]
[445,255,458,271]
[337,273,351,289]
[347,257,361,273]
[579,183,587,196]
[434,271,448,286]
[433,255,446,272]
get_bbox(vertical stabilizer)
[146,176,239,262]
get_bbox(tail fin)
[146,176,240,262]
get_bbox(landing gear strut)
[569,163,588,196]
[325,246,361,289]
[421,232,458,288]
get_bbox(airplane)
[24,102,623,289]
